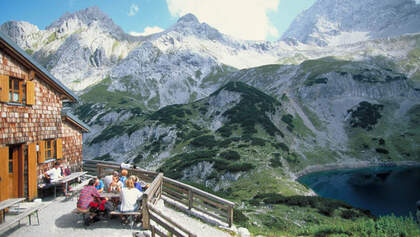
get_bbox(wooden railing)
[163,177,235,227]
[148,204,196,237]
[143,173,196,237]
[91,161,234,234]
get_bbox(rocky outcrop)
[281,0,420,46]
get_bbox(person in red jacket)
[77,179,104,225]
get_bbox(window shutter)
[38,140,45,163]
[0,75,9,103]
[0,146,9,201]
[27,143,38,200]
[56,138,63,159]
[26,80,35,105]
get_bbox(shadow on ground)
[54,213,139,231]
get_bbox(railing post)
[228,206,233,227]
[188,190,193,210]
[96,164,103,177]
[142,194,150,230]
[151,225,155,237]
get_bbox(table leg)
[65,182,68,196]
[54,185,57,198]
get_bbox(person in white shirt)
[45,162,63,181]
[103,171,119,191]
[119,178,143,213]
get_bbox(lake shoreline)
[293,160,420,180]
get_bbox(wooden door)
[8,145,20,198]
[0,147,9,201]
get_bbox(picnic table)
[38,171,87,198]
[56,171,88,196]
[0,198,25,223]
[100,192,120,199]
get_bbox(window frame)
[8,77,26,104]
[45,139,56,160]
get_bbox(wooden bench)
[0,205,43,233]
[109,211,141,215]
[0,198,26,223]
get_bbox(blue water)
[297,166,420,216]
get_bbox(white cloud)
[166,0,280,40]
[128,4,139,16]
[129,26,165,36]
[416,0,420,4]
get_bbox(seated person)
[95,177,104,193]
[60,162,71,177]
[120,169,128,187]
[44,162,63,182]
[119,179,143,224]
[103,171,118,191]
[140,181,150,191]
[108,175,123,193]
[130,175,142,192]
[77,179,104,225]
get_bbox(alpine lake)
[297,166,420,216]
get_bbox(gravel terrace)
[2,193,232,237]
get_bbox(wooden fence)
[90,161,234,235]
[162,177,235,227]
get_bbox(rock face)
[1,7,137,91]
[281,0,420,46]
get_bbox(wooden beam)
[149,205,196,237]
[142,194,150,230]
[163,177,235,207]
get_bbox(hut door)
[7,145,24,199]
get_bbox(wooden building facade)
[0,32,89,201]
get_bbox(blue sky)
[0,0,316,41]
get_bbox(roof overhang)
[63,112,90,133]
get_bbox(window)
[37,139,62,163]
[1,75,33,105]
[8,77,25,104]
[45,140,56,160]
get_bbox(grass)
[345,101,420,162]
[25,49,34,55]
[236,191,420,237]
[301,105,325,131]
[200,64,237,87]
[301,147,338,169]
[46,32,57,44]
[300,57,350,83]
[80,76,146,111]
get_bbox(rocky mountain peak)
[0,21,39,48]
[281,0,420,46]
[47,6,126,39]
[176,13,200,24]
